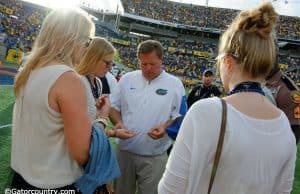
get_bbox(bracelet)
[99,116,109,120]
[95,117,109,129]
[97,122,106,130]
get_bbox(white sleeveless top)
[11,65,83,188]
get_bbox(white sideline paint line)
[0,124,12,129]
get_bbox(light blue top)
[75,123,120,194]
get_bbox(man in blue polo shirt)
[110,40,187,194]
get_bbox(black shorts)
[11,171,80,193]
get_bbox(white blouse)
[158,97,296,194]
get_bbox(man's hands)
[115,129,136,139]
[111,120,172,140]
[147,124,167,140]
[113,122,135,139]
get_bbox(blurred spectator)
[187,69,221,108]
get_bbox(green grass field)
[0,86,14,192]
[0,85,300,193]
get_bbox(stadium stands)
[0,0,298,86]
[97,27,217,80]
[0,0,46,50]
[122,0,300,40]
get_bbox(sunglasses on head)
[85,37,92,47]
[216,53,239,61]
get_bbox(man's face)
[139,51,162,81]
[203,74,213,86]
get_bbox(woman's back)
[11,65,82,188]
[159,2,296,194]
[159,97,296,194]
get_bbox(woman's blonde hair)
[218,2,278,78]
[14,8,95,96]
[75,37,116,76]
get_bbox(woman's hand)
[96,94,110,118]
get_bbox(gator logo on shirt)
[156,89,168,95]
[291,91,300,104]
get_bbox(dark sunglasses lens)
[85,38,92,47]
[105,61,112,67]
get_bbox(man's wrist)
[109,129,118,137]
[163,119,174,130]
[115,129,119,138]
[110,129,116,137]
[115,120,123,125]
[114,121,124,129]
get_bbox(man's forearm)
[109,107,122,125]
[164,119,175,129]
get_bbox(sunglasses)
[215,52,239,66]
[103,60,113,68]
[216,53,239,61]
[85,37,92,47]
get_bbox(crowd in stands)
[98,26,299,86]
[0,0,299,86]
[121,0,300,40]
[279,55,300,84]
[97,27,218,81]
[8,3,298,194]
[0,0,47,50]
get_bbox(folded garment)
[75,123,120,194]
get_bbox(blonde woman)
[158,3,296,194]
[11,8,95,192]
[75,37,135,139]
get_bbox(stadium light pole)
[115,4,120,31]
